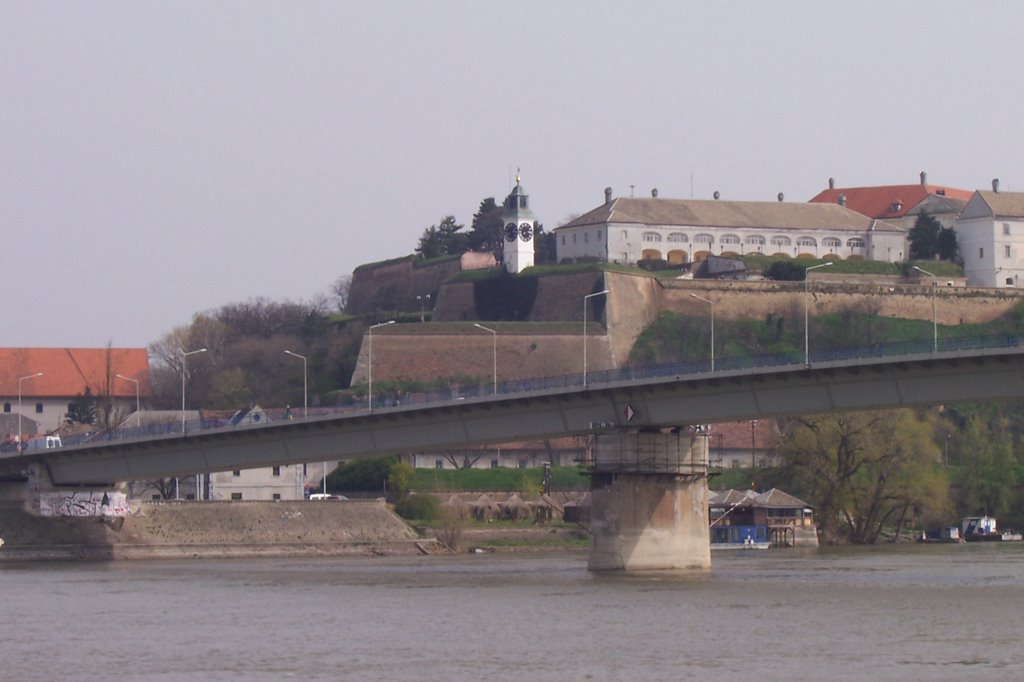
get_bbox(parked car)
[308,493,347,501]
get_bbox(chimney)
[838,194,847,207]
[993,178,1000,193]
[651,188,658,198]
[828,177,835,190]
[920,171,927,186]
[713,191,720,200]
[777,192,784,202]
[604,186,613,203]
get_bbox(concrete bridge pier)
[587,429,710,572]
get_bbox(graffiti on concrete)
[39,491,129,517]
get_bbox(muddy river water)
[2,543,1022,681]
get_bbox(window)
[272,493,281,501]
[584,232,589,243]
[667,232,688,243]
[1005,245,1012,258]
[980,247,984,259]
[642,232,662,242]
[1007,278,1015,286]
[744,235,766,245]
[823,237,841,248]
[272,466,281,477]
[560,235,565,245]
[490,460,499,469]
[847,237,866,248]
[232,470,241,477]
[721,234,741,245]
[693,233,714,244]
[597,229,602,241]
[797,237,817,247]
[770,235,792,246]
[2,403,9,413]
[231,493,243,500]
[572,234,577,244]
[434,459,444,469]
[35,403,42,414]
[1005,223,1012,236]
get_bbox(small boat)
[962,516,1022,542]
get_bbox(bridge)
[6,334,1024,571]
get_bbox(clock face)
[504,222,518,242]
[519,222,533,241]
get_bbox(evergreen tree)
[908,213,942,260]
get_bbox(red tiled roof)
[0,348,151,398]
[707,420,778,449]
[809,184,973,219]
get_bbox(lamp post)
[751,419,758,468]
[912,265,938,353]
[180,348,208,434]
[473,323,497,394]
[583,289,610,387]
[283,350,308,417]
[285,349,323,495]
[368,320,395,410]
[115,374,141,428]
[416,294,431,323]
[689,293,715,371]
[17,372,42,452]
[804,262,833,365]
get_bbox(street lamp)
[285,349,323,495]
[416,294,431,323]
[583,289,610,387]
[17,372,42,452]
[368,320,395,410]
[912,265,938,353]
[473,323,497,394]
[115,374,141,428]
[690,293,715,371]
[804,262,833,365]
[180,348,208,433]
[283,350,308,417]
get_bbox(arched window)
[667,232,688,243]
[847,237,866,248]
[770,235,792,246]
[693,233,714,244]
[642,232,662,243]
[823,237,841,248]
[796,236,817,247]
[720,234,741,244]
[744,235,766,245]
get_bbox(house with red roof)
[0,348,151,438]
[808,172,973,233]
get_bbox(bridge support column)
[587,430,710,572]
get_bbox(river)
[2,543,1022,681]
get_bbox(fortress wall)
[350,333,614,386]
[657,279,1024,326]
[348,257,462,316]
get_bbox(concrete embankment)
[0,500,432,561]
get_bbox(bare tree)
[331,275,352,312]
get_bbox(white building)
[554,188,907,266]
[501,175,537,274]
[955,185,1024,288]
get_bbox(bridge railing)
[53,331,1024,449]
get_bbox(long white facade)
[555,193,906,266]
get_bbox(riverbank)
[0,500,437,562]
[0,500,590,561]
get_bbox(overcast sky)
[3,2,1022,349]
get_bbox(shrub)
[394,493,441,521]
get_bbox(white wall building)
[955,186,1024,288]
[554,188,907,266]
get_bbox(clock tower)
[501,174,536,274]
